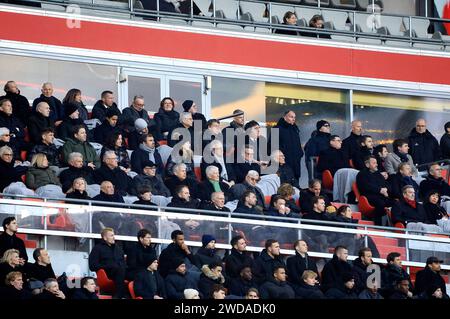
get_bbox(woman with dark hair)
[100,132,131,171]
[274,11,299,36]
[440,121,450,160]
[62,88,89,121]
[423,191,450,233]
[153,97,180,141]
[57,102,87,141]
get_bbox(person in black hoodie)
[391,185,430,226]
[259,266,295,299]
[419,163,450,200]
[131,159,170,197]
[194,234,222,269]
[380,252,412,298]
[94,108,122,144]
[88,228,127,299]
[72,277,99,300]
[352,135,374,171]
[27,248,56,283]
[158,230,197,278]
[414,256,449,298]
[356,156,394,225]
[0,146,26,192]
[286,240,318,286]
[325,272,358,299]
[121,95,152,134]
[229,265,258,297]
[198,262,226,299]
[321,246,352,293]
[0,81,30,125]
[270,111,304,180]
[252,239,286,285]
[342,120,363,160]
[94,150,133,196]
[91,90,121,123]
[388,163,419,201]
[0,98,26,151]
[408,119,441,167]
[293,270,325,299]
[153,97,180,141]
[305,120,331,180]
[299,179,332,214]
[223,235,255,279]
[0,217,28,263]
[134,255,166,299]
[423,191,450,229]
[316,135,349,177]
[165,259,198,299]
[351,247,373,294]
[126,229,157,281]
[58,102,88,141]
[59,152,95,193]
[28,128,61,168]
[301,196,332,253]
[440,121,450,160]
[32,83,64,125]
[27,101,55,145]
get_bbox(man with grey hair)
[408,118,440,167]
[164,162,199,198]
[168,111,195,149]
[230,170,265,211]
[271,149,299,189]
[122,95,152,133]
[36,278,66,300]
[59,152,96,193]
[93,150,132,196]
[198,165,231,201]
[32,82,64,126]
[200,191,231,212]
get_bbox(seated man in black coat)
[91,90,121,123]
[36,278,66,300]
[72,277,99,300]
[414,256,449,298]
[131,159,170,197]
[94,150,132,196]
[92,181,125,233]
[167,111,195,149]
[28,128,61,169]
[391,185,431,226]
[356,156,395,225]
[165,259,198,300]
[158,230,197,278]
[233,145,263,184]
[165,163,200,199]
[252,239,286,285]
[388,163,419,201]
[27,248,56,283]
[352,135,374,171]
[88,228,127,299]
[134,254,166,299]
[198,165,231,201]
[0,217,28,264]
[0,81,30,126]
[270,150,299,189]
[198,262,226,299]
[59,152,96,193]
[229,265,258,297]
[299,179,332,214]
[293,270,325,299]
[230,170,265,212]
[325,273,358,299]
[0,98,26,151]
[126,229,157,281]
[380,252,412,298]
[286,240,318,286]
[320,246,353,293]
[419,162,450,201]
[93,108,122,144]
[223,235,255,279]
[351,247,373,294]
[259,266,295,299]
[316,135,350,176]
[200,191,231,213]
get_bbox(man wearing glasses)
[419,162,450,201]
[408,119,440,167]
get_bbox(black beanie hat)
[316,120,330,131]
[64,102,79,117]
[182,100,194,112]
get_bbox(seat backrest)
[239,1,268,22]
[214,0,238,20]
[195,0,212,16]
[321,8,349,30]
[380,15,405,36]
[128,281,137,299]
[269,4,295,21]
[294,6,320,22]
[406,17,430,38]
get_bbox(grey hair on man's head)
[246,170,259,178]
[68,152,83,163]
[180,112,193,123]
[205,165,219,177]
[173,163,187,173]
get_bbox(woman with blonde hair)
[0,249,24,287]
[66,177,91,201]
[26,153,62,190]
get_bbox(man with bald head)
[342,120,363,160]
[408,119,440,167]
[32,82,64,126]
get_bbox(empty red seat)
[322,170,333,190]
[128,281,143,299]
[96,269,116,295]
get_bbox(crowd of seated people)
[1,217,448,300]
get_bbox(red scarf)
[404,198,416,209]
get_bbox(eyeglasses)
[2,153,13,156]
[323,124,330,127]
[1,134,11,137]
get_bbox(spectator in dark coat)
[0,249,25,288]
[423,191,449,226]
[57,102,87,141]
[440,121,450,160]
[126,229,157,281]
[153,97,180,141]
[93,108,122,145]
[59,152,95,193]
[32,83,64,125]
[244,120,269,162]
[408,119,441,167]
[229,266,258,297]
[321,246,352,293]
[88,228,127,299]
[131,133,164,177]
[230,170,265,212]
[26,248,56,283]
[391,185,430,226]
[0,146,26,192]
[0,128,21,163]
[167,112,195,149]
[158,230,197,278]
[286,240,318,286]
[121,95,152,134]
[342,120,363,160]
[200,139,236,183]
[270,150,299,189]
[221,109,245,162]
[305,120,331,180]
[316,135,349,176]
[0,98,26,150]
[388,163,419,200]
[94,150,133,196]
[419,162,450,200]
[65,177,91,201]
[0,217,28,263]
[267,195,301,220]
[374,144,389,173]
[200,191,231,213]
[0,81,30,125]
[233,191,262,217]
[198,262,226,299]
[414,256,448,297]
[194,234,222,269]
[99,132,130,171]
[274,11,300,35]
[351,135,374,171]
[198,166,231,201]
[356,156,394,225]
[165,259,198,299]
[259,266,295,299]
[252,240,286,285]
[0,271,32,300]
[389,279,414,299]
[270,111,304,179]
[91,90,121,123]
[182,99,207,130]
[380,252,412,298]
[28,128,61,168]
[325,273,358,299]
[233,145,262,184]
[91,182,125,233]
[134,254,166,299]
[165,163,200,198]
[131,159,170,197]
[352,248,373,294]
[299,179,332,214]
[128,119,150,151]
[202,119,222,150]
[293,270,325,299]
[28,102,56,146]
[72,277,99,300]
[358,285,384,299]
[223,235,255,279]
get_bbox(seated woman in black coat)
[99,132,131,172]
[0,249,25,288]
[274,11,300,36]
[72,277,99,300]
[153,97,180,141]
[423,191,450,233]
[293,270,325,299]
[57,102,87,141]
[0,145,25,192]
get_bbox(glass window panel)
[169,79,203,114]
[127,75,161,113]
